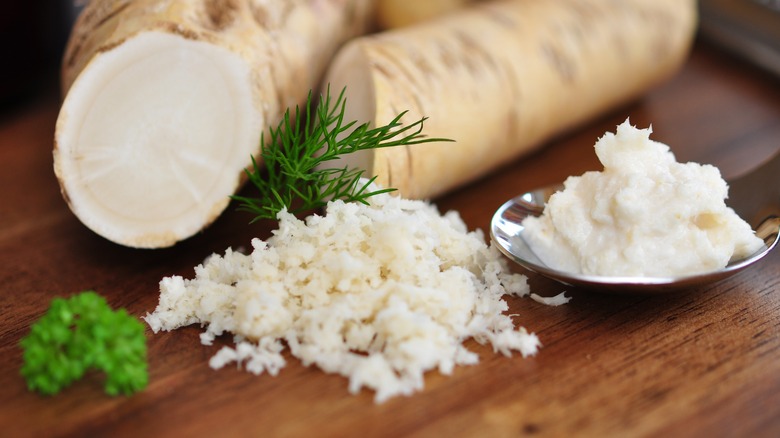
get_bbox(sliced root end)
[55,31,262,248]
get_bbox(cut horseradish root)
[53,0,373,248]
[55,33,259,248]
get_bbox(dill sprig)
[232,86,451,222]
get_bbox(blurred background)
[0,2,82,112]
[699,0,780,78]
[1,0,778,114]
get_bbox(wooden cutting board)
[1,41,779,437]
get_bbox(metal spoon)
[490,152,780,293]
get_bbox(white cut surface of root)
[55,32,259,248]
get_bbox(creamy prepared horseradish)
[521,120,764,277]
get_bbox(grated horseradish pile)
[145,191,562,403]
[521,119,765,277]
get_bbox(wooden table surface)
[1,40,779,437]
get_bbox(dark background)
[0,2,82,111]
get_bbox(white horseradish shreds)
[521,119,765,277]
[144,192,551,403]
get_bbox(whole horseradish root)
[322,0,698,199]
[54,0,373,248]
[374,0,480,29]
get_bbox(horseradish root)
[374,0,478,29]
[54,0,373,248]
[322,0,697,199]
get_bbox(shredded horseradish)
[145,191,558,403]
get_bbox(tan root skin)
[374,0,478,29]
[55,0,373,248]
[323,0,698,200]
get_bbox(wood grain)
[1,40,779,437]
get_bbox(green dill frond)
[232,85,452,221]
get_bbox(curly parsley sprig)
[20,291,148,396]
[232,86,452,221]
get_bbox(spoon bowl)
[491,152,780,294]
